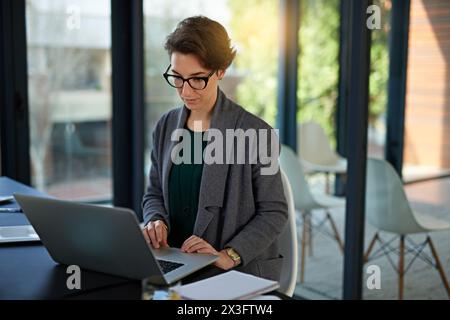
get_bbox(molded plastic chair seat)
[366,158,450,235]
[278,169,298,297]
[302,157,347,175]
[279,144,345,283]
[413,211,450,233]
[297,121,347,174]
[364,158,450,299]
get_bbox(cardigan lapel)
[193,89,243,237]
[161,106,188,215]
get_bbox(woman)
[142,16,287,281]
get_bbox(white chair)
[278,169,298,297]
[297,121,347,193]
[279,144,345,283]
[364,158,450,299]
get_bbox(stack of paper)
[175,270,279,300]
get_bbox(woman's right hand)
[142,220,169,249]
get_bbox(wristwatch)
[225,247,241,267]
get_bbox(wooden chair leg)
[426,236,450,298]
[299,211,307,283]
[325,172,330,194]
[326,211,344,253]
[306,212,313,257]
[399,235,405,300]
[364,232,379,263]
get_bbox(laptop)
[0,225,40,243]
[14,194,218,285]
[0,194,41,243]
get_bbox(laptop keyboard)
[157,259,184,274]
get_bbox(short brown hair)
[164,16,236,71]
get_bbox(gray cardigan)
[142,88,288,281]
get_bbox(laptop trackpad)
[152,247,217,264]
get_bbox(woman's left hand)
[181,235,235,270]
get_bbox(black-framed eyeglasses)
[163,64,216,90]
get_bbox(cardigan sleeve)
[141,123,171,230]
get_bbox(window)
[368,0,391,160]
[294,0,343,300]
[26,0,112,202]
[297,0,340,147]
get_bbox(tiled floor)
[293,177,450,300]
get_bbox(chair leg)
[364,232,379,263]
[299,211,308,283]
[426,236,450,298]
[326,211,344,253]
[399,235,405,300]
[306,212,313,257]
[325,172,330,194]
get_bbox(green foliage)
[297,0,340,146]
[229,0,391,144]
[369,0,391,124]
[228,0,279,126]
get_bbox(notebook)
[175,270,279,300]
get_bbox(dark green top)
[168,127,207,248]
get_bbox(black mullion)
[0,0,31,184]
